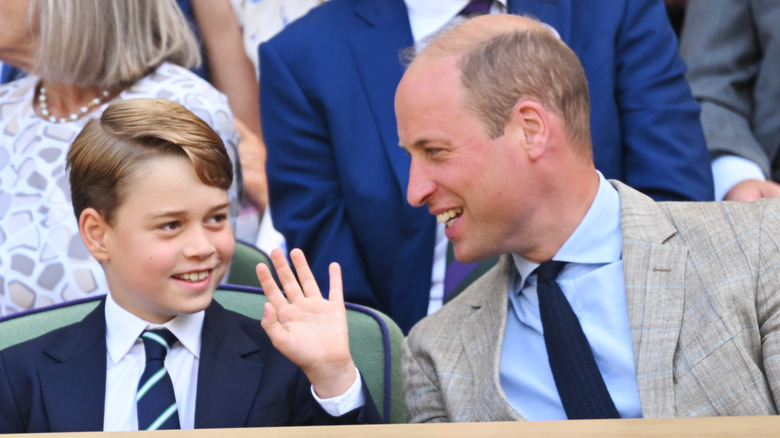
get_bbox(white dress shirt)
[104,293,203,431]
[103,293,363,431]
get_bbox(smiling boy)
[0,98,379,432]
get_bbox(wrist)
[308,359,358,399]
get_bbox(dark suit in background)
[260,0,714,333]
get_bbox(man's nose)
[406,159,436,207]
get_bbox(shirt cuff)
[310,368,365,417]
[711,155,766,200]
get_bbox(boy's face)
[97,155,234,324]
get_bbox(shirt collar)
[404,0,508,43]
[105,292,205,364]
[511,172,622,289]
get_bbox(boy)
[0,99,379,432]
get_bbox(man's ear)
[506,100,550,160]
[79,208,110,262]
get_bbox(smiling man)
[398,14,780,423]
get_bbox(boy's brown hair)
[67,98,233,225]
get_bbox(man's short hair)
[421,15,592,153]
[67,98,233,225]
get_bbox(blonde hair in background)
[67,98,233,225]
[31,0,201,88]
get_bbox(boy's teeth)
[436,207,463,227]
[177,271,209,282]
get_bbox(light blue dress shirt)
[499,173,642,420]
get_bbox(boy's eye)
[159,221,180,231]
[208,213,228,224]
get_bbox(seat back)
[212,285,406,423]
[0,286,406,423]
[0,296,101,351]
[226,239,276,288]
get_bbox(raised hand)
[256,248,357,398]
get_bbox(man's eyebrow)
[399,138,432,151]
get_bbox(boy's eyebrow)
[147,202,231,220]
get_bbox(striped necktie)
[137,329,180,430]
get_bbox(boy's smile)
[93,154,235,324]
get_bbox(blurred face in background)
[0,0,36,71]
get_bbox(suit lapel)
[459,256,523,421]
[348,0,414,197]
[614,181,686,418]
[508,0,571,43]
[38,302,108,432]
[194,302,264,429]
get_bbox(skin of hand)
[725,178,780,202]
[235,117,269,214]
[256,248,358,398]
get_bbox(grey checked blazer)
[402,181,780,422]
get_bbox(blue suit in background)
[260,0,713,333]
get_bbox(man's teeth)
[176,271,209,282]
[436,208,463,227]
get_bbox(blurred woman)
[0,0,241,316]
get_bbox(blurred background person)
[189,0,327,251]
[680,0,780,201]
[0,0,241,316]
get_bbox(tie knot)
[536,260,566,283]
[459,0,492,16]
[141,329,177,362]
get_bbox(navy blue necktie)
[137,329,180,430]
[536,261,620,419]
[459,0,493,16]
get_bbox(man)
[399,14,780,422]
[260,0,714,334]
[680,0,780,201]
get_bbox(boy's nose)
[183,227,216,259]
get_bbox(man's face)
[99,155,235,323]
[396,56,537,263]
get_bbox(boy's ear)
[79,208,110,262]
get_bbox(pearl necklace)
[37,82,110,123]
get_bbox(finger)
[270,248,304,302]
[261,301,286,345]
[289,248,321,298]
[257,262,287,310]
[328,262,344,305]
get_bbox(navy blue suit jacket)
[260,0,714,333]
[0,300,379,433]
